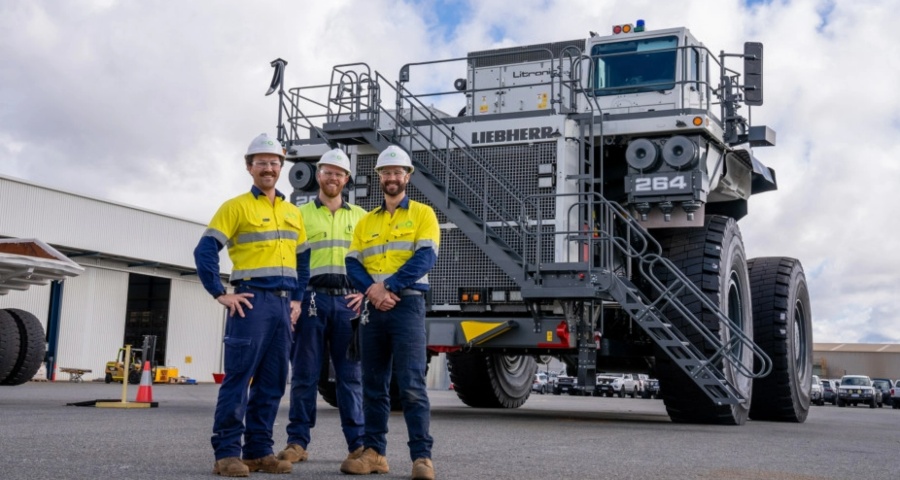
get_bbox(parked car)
[546,371,560,390]
[532,372,550,394]
[593,373,643,398]
[821,379,838,405]
[871,378,893,407]
[555,375,577,395]
[892,380,900,410]
[811,375,824,406]
[836,375,881,408]
[641,378,660,399]
[594,373,625,397]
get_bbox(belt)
[399,288,424,296]
[236,285,290,298]
[307,287,356,296]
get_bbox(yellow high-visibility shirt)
[299,198,366,281]
[203,190,308,284]
[347,197,439,289]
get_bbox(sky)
[1,0,898,344]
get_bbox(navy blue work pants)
[360,295,433,461]
[211,288,291,460]
[286,290,364,451]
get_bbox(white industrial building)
[1,174,228,382]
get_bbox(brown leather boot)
[411,458,434,480]
[213,457,250,477]
[276,443,308,463]
[339,447,389,475]
[242,454,292,474]
[339,446,365,473]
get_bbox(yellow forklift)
[104,345,144,385]
[104,335,178,384]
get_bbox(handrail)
[520,190,772,379]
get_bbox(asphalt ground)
[1,381,896,480]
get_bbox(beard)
[381,180,407,197]
[318,181,344,199]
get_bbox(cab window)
[592,35,678,96]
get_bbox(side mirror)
[744,42,763,106]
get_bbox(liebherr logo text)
[471,126,554,144]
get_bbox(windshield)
[592,35,678,96]
[841,377,870,387]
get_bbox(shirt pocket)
[222,336,253,374]
[360,231,381,246]
[390,228,416,248]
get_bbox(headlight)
[662,135,699,170]
[625,139,660,171]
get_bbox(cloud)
[1,0,898,343]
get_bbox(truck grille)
[355,143,558,305]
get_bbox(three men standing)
[197,138,438,480]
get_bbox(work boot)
[339,446,365,473]
[242,454,292,474]
[411,458,434,480]
[339,447,389,475]
[213,457,250,477]
[276,443,308,463]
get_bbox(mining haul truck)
[0,238,84,385]
[267,20,813,424]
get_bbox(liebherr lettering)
[471,126,554,145]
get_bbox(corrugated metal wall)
[0,283,51,328]
[54,265,129,379]
[815,352,900,379]
[167,277,227,381]
[1,175,230,271]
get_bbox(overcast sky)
[2,0,898,344]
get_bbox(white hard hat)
[375,145,414,174]
[244,133,285,162]
[317,148,351,174]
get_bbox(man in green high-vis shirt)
[277,148,367,473]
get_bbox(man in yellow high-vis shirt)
[276,149,367,471]
[342,145,439,480]
[194,133,309,477]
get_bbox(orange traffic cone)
[135,361,153,403]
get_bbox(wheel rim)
[727,271,744,358]
[725,263,753,406]
[499,355,528,376]
[793,301,808,372]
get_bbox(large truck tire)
[317,358,338,407]
[1,308,47,386]
[317,357,402,411]
[650,216,754,425]
[0,310,23,383]
[747,257,812,423]
[448,352,535,408]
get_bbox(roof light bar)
[612,20,647,35]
